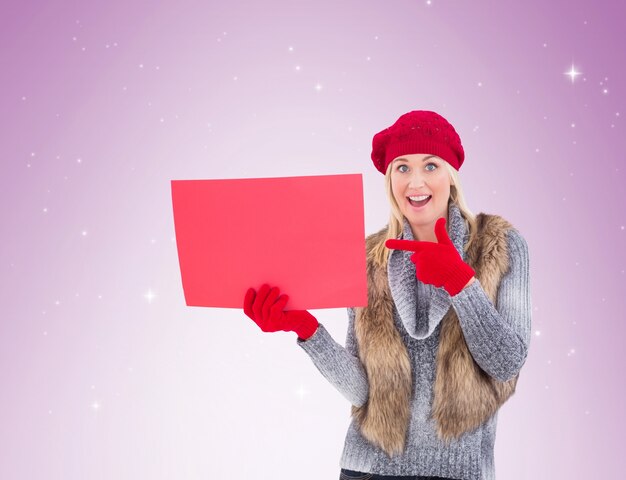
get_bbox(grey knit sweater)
[296,203,531,480]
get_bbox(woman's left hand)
[385,217,475,296]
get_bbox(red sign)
[171,174,368,310]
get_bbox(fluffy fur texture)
[350,212,518,458]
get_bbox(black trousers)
[340,468,460,480]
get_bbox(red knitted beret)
[371,110,465,174]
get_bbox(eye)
[397,164,409,173]
[425,162,438,171]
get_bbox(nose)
[408,170,426,188]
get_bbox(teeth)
[409,195,430,201]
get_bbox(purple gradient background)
[1,0,625,478]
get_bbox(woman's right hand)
[243,284,319,340]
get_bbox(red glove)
[385,217,475,296]
[243,284,319,340]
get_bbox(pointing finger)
[385,238,436,252]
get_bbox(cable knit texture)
[296,203,531,480]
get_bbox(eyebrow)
[392,155,438,163]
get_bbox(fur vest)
[350,212,518,458]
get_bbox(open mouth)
[408,195,432,208]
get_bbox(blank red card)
[171,173,368,310]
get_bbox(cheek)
[390,177,402,197]
[432,173,451,194]
[392,187,403,204]
[391,183,407,207]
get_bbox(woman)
[243,110,532,480]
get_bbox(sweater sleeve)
[295,308,369,407]
[450,228,532,382]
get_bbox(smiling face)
[389,153,452,241]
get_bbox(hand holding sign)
[243,284,319,340]
[385,218,475,296]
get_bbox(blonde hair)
[369,159,478,269]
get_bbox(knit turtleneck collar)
[388,202,468,339]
